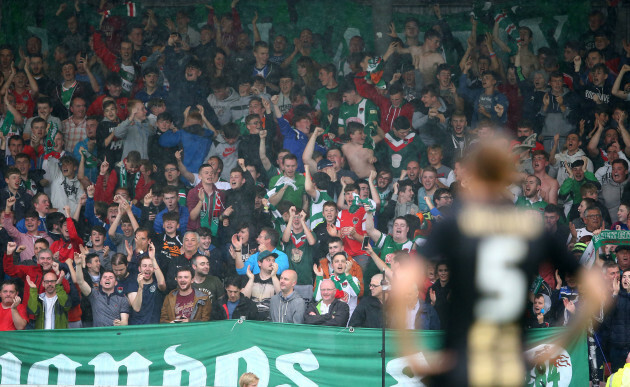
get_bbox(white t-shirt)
[43,295,58,330]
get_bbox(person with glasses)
[423,187,454,220]
[568,206,604,247]
[348,273,388,328]
[304,278,349,327]
[26,270,71,329]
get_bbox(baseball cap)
[258,250,278,261]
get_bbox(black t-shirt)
[421,205,580,386]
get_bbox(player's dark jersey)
[421,205,580,386]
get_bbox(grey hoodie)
[207,87,240,126]
[270,291,306,324]
[601,178,629,223]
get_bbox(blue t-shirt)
[124,278,165,325]
[226,300,240,319]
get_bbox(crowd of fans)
[0,0,630,383]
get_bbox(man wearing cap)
[163,34,220,128]
[233,227,289,276]
[552,132,594,186]
[134,67,168,104]
[241,249,281,321]
[559,159,600,216]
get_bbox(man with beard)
[74,252,130,327]
[191,254,224,303]
[27,54,56,99]
[515,175,548,213]
[111,253,135,297]
[160,267,211,323]
[26,271,71,330]
[125,244,167,325]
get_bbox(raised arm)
[108,204,124,239]
[149,242,166,291]
[258,129,273,172]
[587,120,605,158]
[364,206,383,242]
[367,170,380,209]
[241,266,254,297]
[365,244,392,280]
[230,233,244,270]
[175,149,196,185]
[282,207,296,243]
[72,253,93,296]
[252,12,261,42]
[128,272,145,312]
[613,65,630,99]
[302,126,323,172]
[304,164,317,199]
[23,58,39,98]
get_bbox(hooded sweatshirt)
[159,124,214,174]
[270,290,306,323]
[207,87,240,126]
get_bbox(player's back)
[422,205,579,386]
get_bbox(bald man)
[348,273,388,328]
[270,270,305,323]
[303,278,350,326]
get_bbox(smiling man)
[74,252,130,327]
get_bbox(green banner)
[0,322,587,386]
[593,230,630,251]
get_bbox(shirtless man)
[399,29,445,86]
[531,150,559,205]
[514,27,538,79]
[342,122,376,179]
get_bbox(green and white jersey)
[314,86,338,116]
[119,64,136,96]
[268,203,287,234]
[375,233,414,265]
[338,98,379,149]
[284,231,316,286]
[310,190,333,229]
